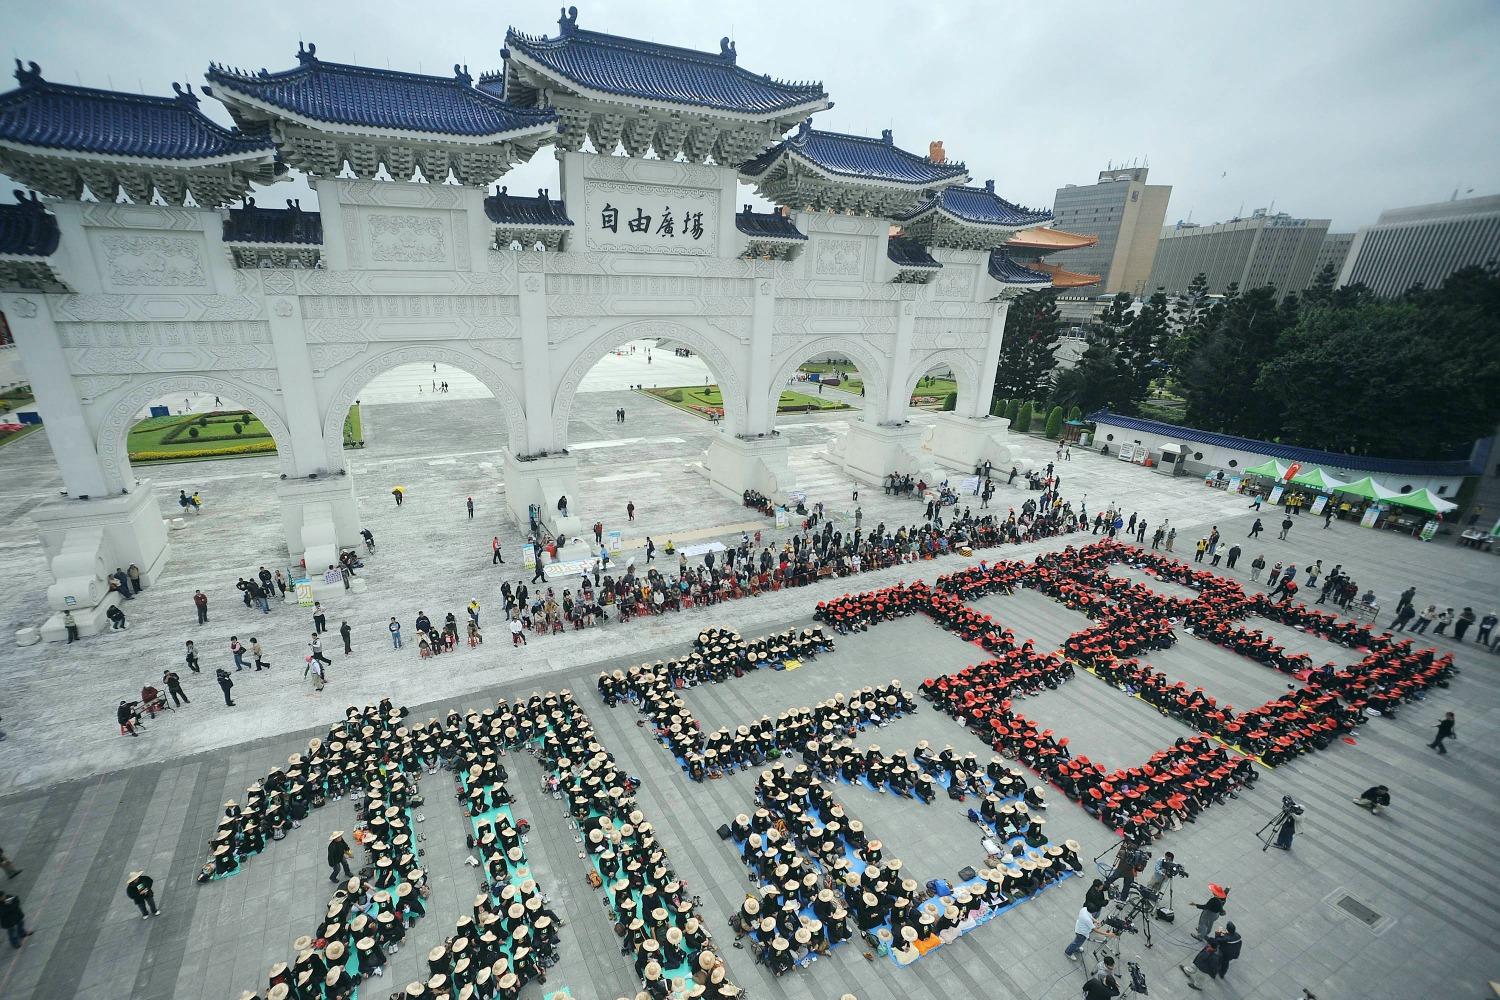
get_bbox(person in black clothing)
[1353,785,1391,814]
[1084,878,1109,916]
[0,891,32,947]
[1083,971,1121,999]
[215,668,235,707]
[1215,921,1242,979]
[1182,925,1237,990]
[117,700,139,737]
[312,601,327,634]
[1429,712,1456,754]
[125,871,159,918]
[163,670,189,706]
[105,604,127,630]
[327,832,353,881]
[339,621,352,655]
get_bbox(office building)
[1049,166,1172,296]
[1338,195,1500,298]
[1310,232,1354,286]
[1148,209,1329,299]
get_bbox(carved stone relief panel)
[813,237,865,278]
[364,211,450,268]
[90,231,210,292]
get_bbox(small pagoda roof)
[206,45,556,140]
[0,62,275,162]
[887,237,941,269]
[740,121,968,216]
[484,187,573,228]
[0,191,59,257]
[221,197,322,245]
[988,249,1052,286]
[1025,259,1099,289]
[499,8,828,118]
[894,180,1052,250]
[735,206,805,241]
[1005,226,1097,252]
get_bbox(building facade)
[1310,231,1354,286]
[0,12,1087,640]
[1148,209,1330,299]
[1338,194,1500,298]
[1048,166,1171,296]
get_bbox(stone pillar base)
[700,434,792,501]
[921,413,1021,474]
[832,421,933,487]
[503,451,581,539]
[277,476,361,573]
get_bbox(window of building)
[1227,459,1238,468]
[1400,485,1412,493]
[1193,451,1204,461]
[1436,484,1447,495]
[1106,434,1114,442]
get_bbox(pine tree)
[993,289,1063,402]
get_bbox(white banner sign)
[583,181,718,256]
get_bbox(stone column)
[743,278,776,436]
[961,299,1010,419]
[515,254,554,454]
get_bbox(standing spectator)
[1476,610,1497,645]
[1454,607,1476,642]
[593,520,604,545]
[62,610,79,643]
[163,669,189,706]
[117,700,139,737]
[389,617,402,649]
[215,667,235,707]
[1410,604,1437,634]
[312,602,328,634]
[1225,544,1241,569]
[466,496,475,520]
[1278,516,1294,540]
[492,536,504,565]
[1249,554,1265,581]
[1429,712,1456,754]
[1390,603,1416,631]
[127,563,142,594]
[1190,884,1229,940]
[327,832,353,881]
[125,871,159,919]
[1395,586,1417,617]
[0,890,32,948]
[193,590,208,625]
[184,640,200,674]
[627,501,636,522]
[1433,608,1454,636]
[339,620,353,655]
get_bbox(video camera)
[1281,795,1305,817]
[1159,859,1189,879]
[1127,960,1149,994]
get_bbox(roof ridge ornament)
[881,129,893,146]
[297,41,318,65]
[984,179,994,193]
[720,37,737,64]
[172,81,201,108]
[454,63,472,86]
[14,60,43,87]
[796,117,812,140]
[558,5,579,36]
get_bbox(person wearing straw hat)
[327,831,353,882]
[125,870,159,918]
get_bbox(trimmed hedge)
[1014,402,1033,433]
[131,440,277,461]
[1045,405,1065,438]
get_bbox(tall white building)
[1338,195,1500,298]
[1148,210,1329,301]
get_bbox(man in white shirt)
[1065,905,1099,960]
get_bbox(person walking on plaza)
[646,537,656,562]
[184,640,200,674]
[1194,538,1207,563]
[313,601,328,634]
[1181,923,1239,991]
[1191,884,1229,940]
[215,667,235,707]
[1249,492,1264,510]
[230,636,246,671]
[1225,543,1241,569]
[310,634,332,670]
[193,589,208,625]
[0,847,20,880]
[0,890,32,948]
[1278,516,1294,539]
[1266,562,1283,590]
[327,832,353,881]
[1064,904,1100,961]
[492,536,504,564]
[389,617,402,648]
[1429,712,1456,754]
[339,620,352,655]
[391,486,404,506]
[1248,518,1263,538]
[164,669,188,706]
[1390,603,1416,631]
[466,496,475,520]
[1323,506,1336,528]
[1395,586,1416,618]
[627,500,636,522]
[125,871,159,919]
[250,638,269,671]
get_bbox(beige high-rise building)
[1048,166,1172,296]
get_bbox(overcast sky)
[6,0,1497,231]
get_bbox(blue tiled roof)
[0,191,59,257]
[988,249,1051,284]
[0,62,274,161]
[1087,410,1492,478]
[222,197,322,244]
[897,180,1053,227]
[735,206,805,240]
[499,9,827,116]
[887,237,941,268]
[741,121,968,186]
[484,187,573,227]
[206,44,556,137]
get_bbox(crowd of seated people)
[743,489,776,518]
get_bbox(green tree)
[1302,261,1338,308]
[1050,343,1136,415]
[941,392,957,411]
[1004,399,1020,423]
[1013,401,1034,434]
[1066,405,1083,422]
[1094,291,1168,413]
[994,289,1062,403]
[1178,285,1291,438]
[1044,405,1065,438]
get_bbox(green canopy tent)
[1334,477,1396,501]
[1289,468,1347,491]
[1243,459,1288,479]
[1382,488,1457,515]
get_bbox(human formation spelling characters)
[208,693,734,1000]
[729,757,1081,973]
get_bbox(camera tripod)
[1257,808,1292,852]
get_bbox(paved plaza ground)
[0,349,1496,1000]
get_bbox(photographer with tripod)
[1258,795,1304,852]
[1100,837,1150,901]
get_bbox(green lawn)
[801,372,955,406]
[797,361,859,375]
[126,405,364,463]
[643,384,850,420]
[0,386,35,411]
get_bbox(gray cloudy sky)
[6,0,1497,231]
